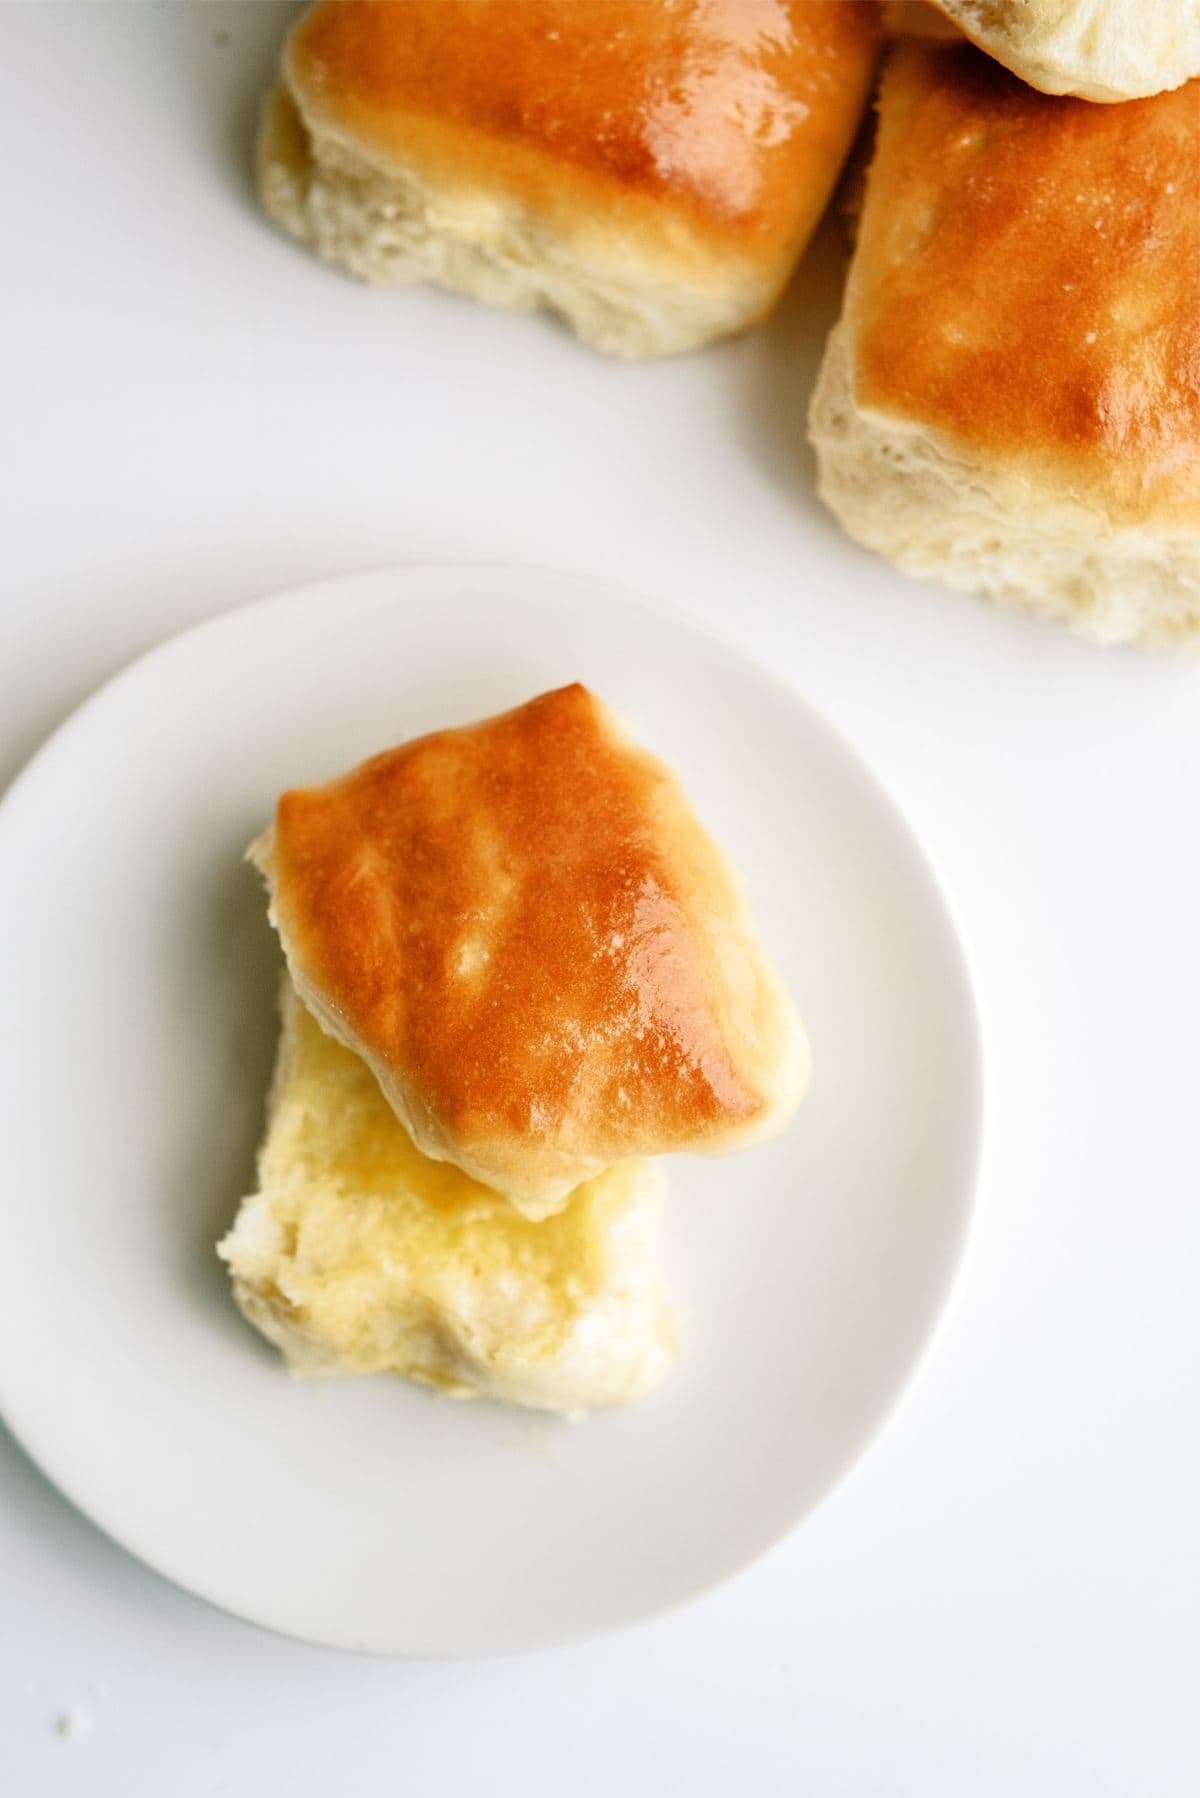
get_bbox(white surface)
[0,0,1196,1789]
[0,563,982,1655]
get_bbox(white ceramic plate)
[0,564,982,1657]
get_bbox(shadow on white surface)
[166,0,297,213]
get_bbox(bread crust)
[252,686,809,1214]
[853,47,1200,522]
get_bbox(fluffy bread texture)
[809,45,1200,647]
[928,0,1200,100]
[250,685,809,1217]
[257,0,881,357]
[219,981,674,1414]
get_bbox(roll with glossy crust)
[809,45,1200,646]
[928,0,1200,101]
[249,684,809,1216]
[258,0,882,357]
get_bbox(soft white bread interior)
[257,0,881,358]
[809,45,1200,646]
[218,980,675,1414]
[928,0,1200,101]
[258,82,756,360]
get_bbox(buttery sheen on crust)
[928,0,1200,101]
[250,684,809,1216]
[258,0,881,357]
[809,45,1200,645]
[218,982,673,1413]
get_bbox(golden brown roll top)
[849,44,1200,526]
[287,0,880,253]
[266,1,882,353]
[252,684,809,1213]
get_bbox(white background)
[2,5,1197,1792]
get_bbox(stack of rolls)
[220,685,809,1414]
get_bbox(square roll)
[809,44,1200,646]
[249,685,809,1218]
[258,0,881,357]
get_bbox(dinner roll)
[258,0,881,357]
[250,684,809,1216]
[219,981,674,1413]
[927,0,1200,101]
[809,44,1200,646]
